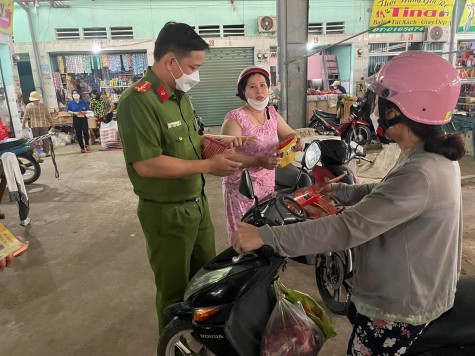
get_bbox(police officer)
[117,22,242,336]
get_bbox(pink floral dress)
[222,106,279,244]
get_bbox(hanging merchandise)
[121,55,129,71]
[85,55,93,73]
[96,55,102,69]
[108,54,122,72]
[128,54,133,69]
[53,72,62,92]
[57,56,65,74]
[102,54,109,68]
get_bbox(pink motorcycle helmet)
[368,51,461,125]
[236,66,270,100]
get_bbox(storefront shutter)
[188,47,254,126]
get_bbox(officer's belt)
[142,194,203,205]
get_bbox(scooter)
[0,137,43,184]
[158,142,329,356]
[276,139,370,315]
[309,103,372,146]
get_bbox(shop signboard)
[370,0,455,33]
[0,0,14,35]
[458,1,475,32]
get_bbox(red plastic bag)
[261,284,324,356]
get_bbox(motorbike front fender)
[163,302,192,317]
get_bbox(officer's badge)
[157,85,169,102]
[133,81,152,93]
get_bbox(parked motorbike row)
[158,140,475,356]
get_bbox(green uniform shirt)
[117,67,204,202]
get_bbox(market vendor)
[331,80,347,94]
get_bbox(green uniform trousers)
[137,195,215,334]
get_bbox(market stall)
[51,52,147,106]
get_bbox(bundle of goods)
[199,134,255,159]
[295,128,316,138]
[100,121,119,148]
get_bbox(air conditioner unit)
[424,26,450,42]
[258,16,277,33]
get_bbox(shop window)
[308,22,323,35]
[110,26,134,40]
[198,25,220,37]
[83,27,107,40]
[55,28,80,40]
[326,22,345,34]
[369,43,387,54]
[388,42,407,52]
[223,24,245,37]
[407,42,424,51]
[424,42,443,54]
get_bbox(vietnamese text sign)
[0,0,14,35]
[458,1,475,32]
[370,0,455,32]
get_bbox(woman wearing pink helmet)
[231,52,465,355]
[220,66,305,243]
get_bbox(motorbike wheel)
[346,125,372,146]
[17,154,41,185]
[157,318,217,356]
[315,251,353,315]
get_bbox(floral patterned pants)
[346,314,427,356]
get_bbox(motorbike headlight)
[184,266,232,301]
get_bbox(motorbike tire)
[17,154,41,185]
[315,251,353,315]
[346,125,372,146]
[157,318,217,356]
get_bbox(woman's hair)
[237,73,270,101]
[385,100,465,161]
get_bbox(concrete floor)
[1,142,474,356]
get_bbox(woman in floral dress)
[221,66,304,244]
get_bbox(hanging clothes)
[1,152,30,226]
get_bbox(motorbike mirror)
[239,169,255,200]
[302,141,322,169]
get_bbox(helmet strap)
[376,97,407,139]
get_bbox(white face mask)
[170,59,200,92]
[73,94,80,100]
[247,96,269,111]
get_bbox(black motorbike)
[158,142,323,356]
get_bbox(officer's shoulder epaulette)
[133,81,152,93]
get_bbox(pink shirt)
[222,106,279,186]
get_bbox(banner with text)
[0,0,14,35]
[458,1,475,32]
[370,0,455,33]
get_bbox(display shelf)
[100,86,131,88]
[460,78,475,82]
[457,102,475,106]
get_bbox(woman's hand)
[0,254,14,272]
[232,221,264,254]
[294,136,305,151]
[259,155,282,170]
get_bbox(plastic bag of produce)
[261,283,324,356]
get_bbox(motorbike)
[308,101,372,146]
[276,138,370,315]
[0,137,43,184]
[158,142,330,356]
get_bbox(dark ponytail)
[383,99,465,161]
[404,120,465,161]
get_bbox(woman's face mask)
[170,59,200,92]
[73,94,80,100]
[247,97,269,111]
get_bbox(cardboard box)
[88,118,97,129]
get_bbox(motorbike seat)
[411,275,475,349]
[314,109,338,119]
[0,138,27,151]
[275,164,312,190]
